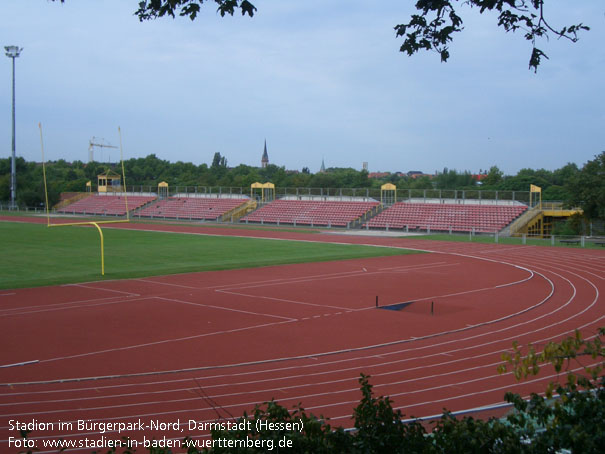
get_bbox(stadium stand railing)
[118,186,532,206]
[506,205,542,236]
[221,199,257,222]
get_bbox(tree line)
[1,151,603,219]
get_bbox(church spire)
[261,139,269,168]
[320,157,326,173]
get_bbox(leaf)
[528,47,548,72]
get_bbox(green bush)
[552,214,585,236]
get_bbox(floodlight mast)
[4,45,22,210]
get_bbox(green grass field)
[0,221,420,289]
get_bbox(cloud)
[0,0,603,174]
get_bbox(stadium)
[1,168,603,452]
[2,1,604,451]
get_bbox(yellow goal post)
[40,123,131,275]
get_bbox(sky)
[1,0,604,176]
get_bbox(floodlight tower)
[5,45,23,209]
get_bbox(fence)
[1,204,603,248]
[70,186,531,205]
[407,230,605,249]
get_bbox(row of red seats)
[58,195,156,216]
[365,202,527,233]
[137,197,249,220]
[242,199,379,226]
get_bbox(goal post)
[40,123,131,275]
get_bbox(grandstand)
[57,194,156,216]
[52,182,539,234]
[241,198,380,227]
[137,196,250,220]
[364,202,527,233]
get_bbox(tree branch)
[134,0,257,21]
[396,0,590,72]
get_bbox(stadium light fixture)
[5,45,23,210]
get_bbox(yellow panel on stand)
[381,183,397,206]
[251,182,274,203]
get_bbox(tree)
[395,0,590,72]
[499,168,549,192]
[552,162,579,186]
[434,168,476,189]
[211,152,228,169]
[129,0,589,72]
[0,174,10,201]
[499,328,605,454]
[50,1,589,71]
[567,152,605,219]
[135,0,257,21]
[482,165,504,187]
[308,172,338,189]
[351,374,428,453]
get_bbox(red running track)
[0,219,603,453]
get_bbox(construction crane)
[88,137,118,163]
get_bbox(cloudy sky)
[1,1,603,175]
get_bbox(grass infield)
[0,221,420,289]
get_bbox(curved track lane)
[0,220,603,453]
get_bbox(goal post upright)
[39,123,50,227]
[118,126,129,221]
[47,221,106,275]
[40,123,131,276]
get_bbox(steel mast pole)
[10,54,16,208]
[4,46,22,209]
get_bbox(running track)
[1,219,603,453]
